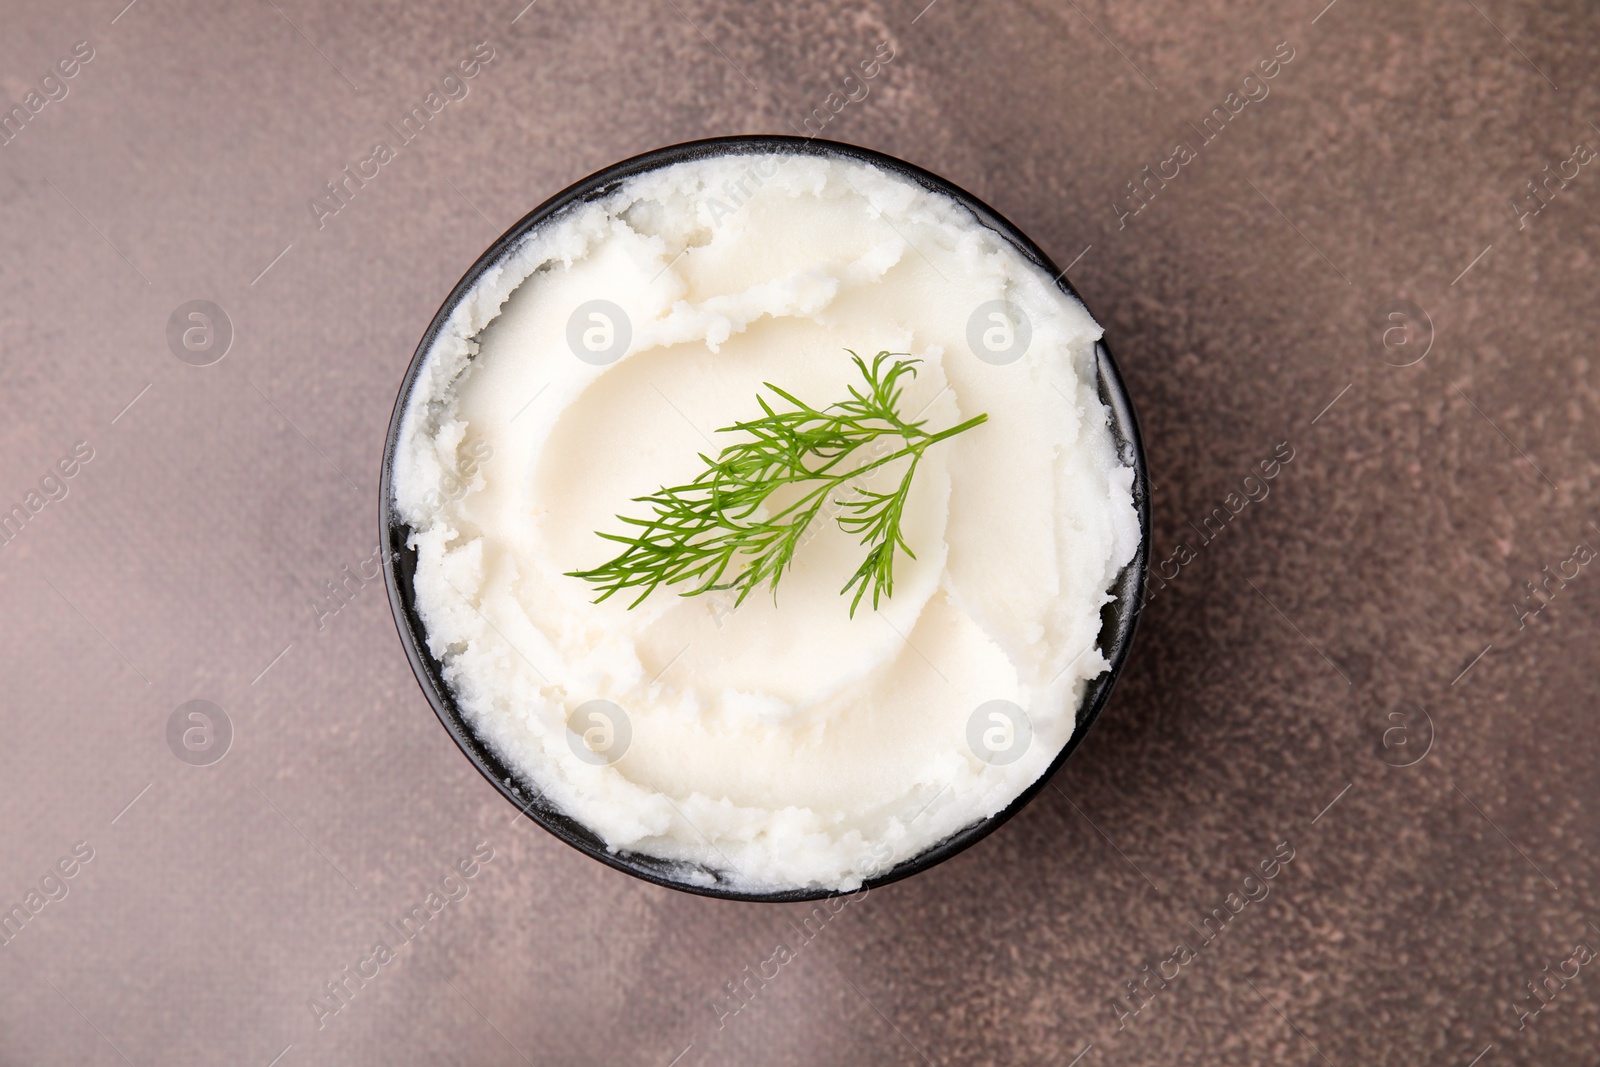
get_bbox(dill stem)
[568,353,990,613]
[756,412,988,526]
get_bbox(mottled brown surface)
[2,0,1599,1063]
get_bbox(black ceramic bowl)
[380,135,1150,903]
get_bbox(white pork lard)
[393,150,1139,892]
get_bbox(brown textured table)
[2,0,1598,1063]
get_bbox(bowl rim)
[379,133,1151,903]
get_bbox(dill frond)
[567,351,987,617]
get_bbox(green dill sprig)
[566,351,988,616]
